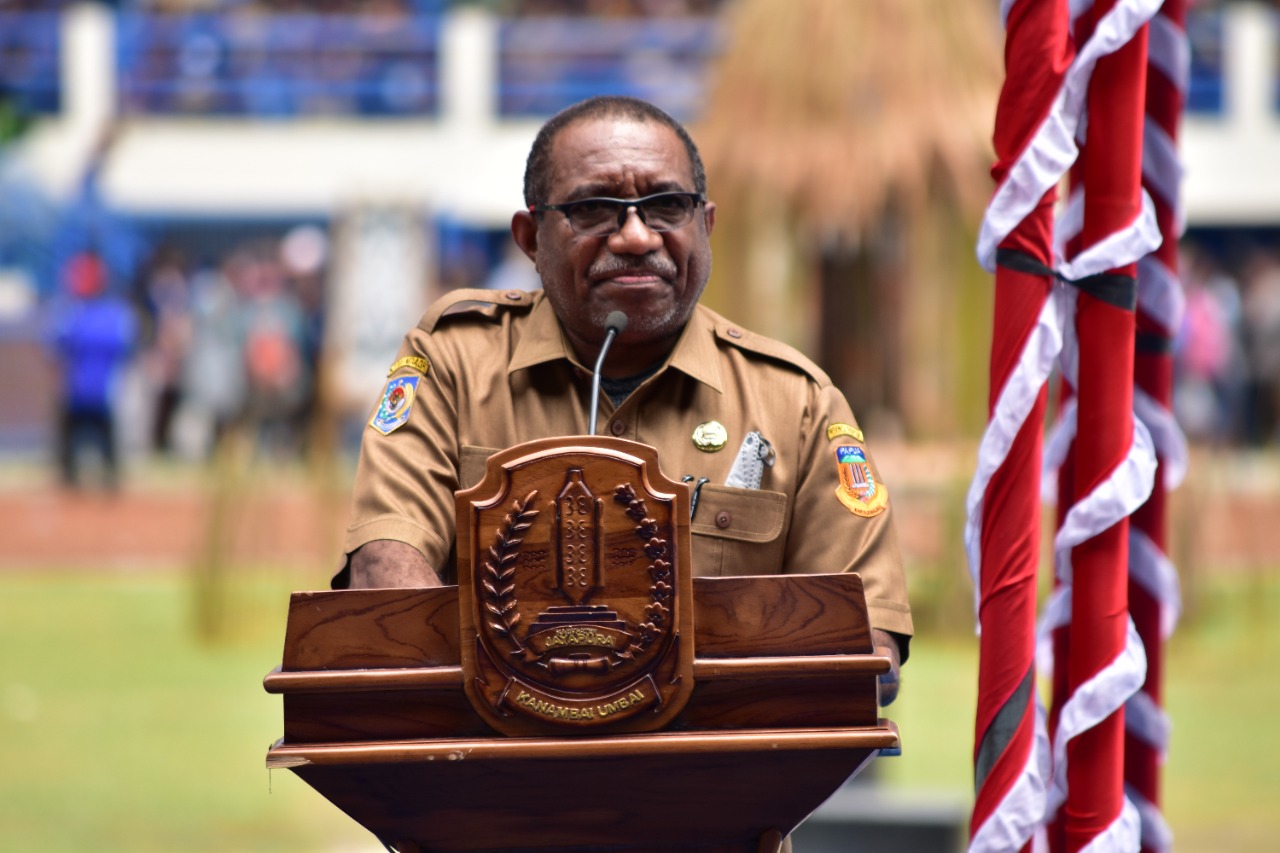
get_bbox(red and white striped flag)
[967,0,1176,850]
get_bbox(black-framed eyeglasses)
[532,191,705,237]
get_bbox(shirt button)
[505,290,523,301]
[610,420,626,437]
[715,510,732,529]
[727,327,742,339]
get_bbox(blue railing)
[0,11,63,115]
[1185,6,1225,115]
[496,16,723,120]
[115,11,443,117]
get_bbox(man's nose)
[608,206,664,254]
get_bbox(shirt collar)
[508,294,723,394]
[664,304,723,393]
[508,294,578,373]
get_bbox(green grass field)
[0,571,371,852]
[881,572,1280,852]
[1,569,1276,851]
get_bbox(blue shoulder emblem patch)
[370,375,420,435]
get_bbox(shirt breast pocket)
[689,485,788,577]
[459,445,501,490]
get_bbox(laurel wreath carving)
[613,483,673,656]
[482,490,539,655]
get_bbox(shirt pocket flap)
[690,486,787,543]
[459,445,501,490]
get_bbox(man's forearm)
[347,539,443,588]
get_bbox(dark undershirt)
[599,364,661,408]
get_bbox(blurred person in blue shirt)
[46,251,139,490]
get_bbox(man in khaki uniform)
[337,95,912,698]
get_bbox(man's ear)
[703,201,716,237]
[511,210,538,262]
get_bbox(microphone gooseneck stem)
[589,311,629,435]
[589,328,620,436]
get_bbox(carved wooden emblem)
[456,437,695,736]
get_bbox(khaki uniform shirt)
[340,288,913,643]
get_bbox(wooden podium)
[265,437,898,852]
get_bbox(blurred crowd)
[1175,241,1280,447]
[132,1,721,13]
[38,221,1280,495]
[511,0,722,14]
[2,0,724,120]
[0,0,72,9]
[0,0,721,10]
[116,0,446,117]
[114,0,722,118]
[44,226,328,487]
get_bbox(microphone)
[589,311,629,435]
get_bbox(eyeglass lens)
[565,194,697,235]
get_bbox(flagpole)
[966,2,1072,850]
[970,1,1165,848]
[1128,3,1188,851]
[1064,2,1149,849]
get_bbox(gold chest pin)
[692,421,728,452]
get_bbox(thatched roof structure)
[695,0,1001,239]
[692,0,1003,439]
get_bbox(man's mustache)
[588,255,677,281]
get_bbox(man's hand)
[348,540,442,588]
[871,628,902,707]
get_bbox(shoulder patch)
[833,445,889,518]
[387,355,430,377]
[714,323,832,387]
[421,287,537,333]
[370,375,420,435]
[827,422,864,443]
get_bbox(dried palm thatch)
[692,0,1002,438]
[695,0,1001,238]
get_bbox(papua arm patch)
[370,375,420,435]
[833,445,889,517]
